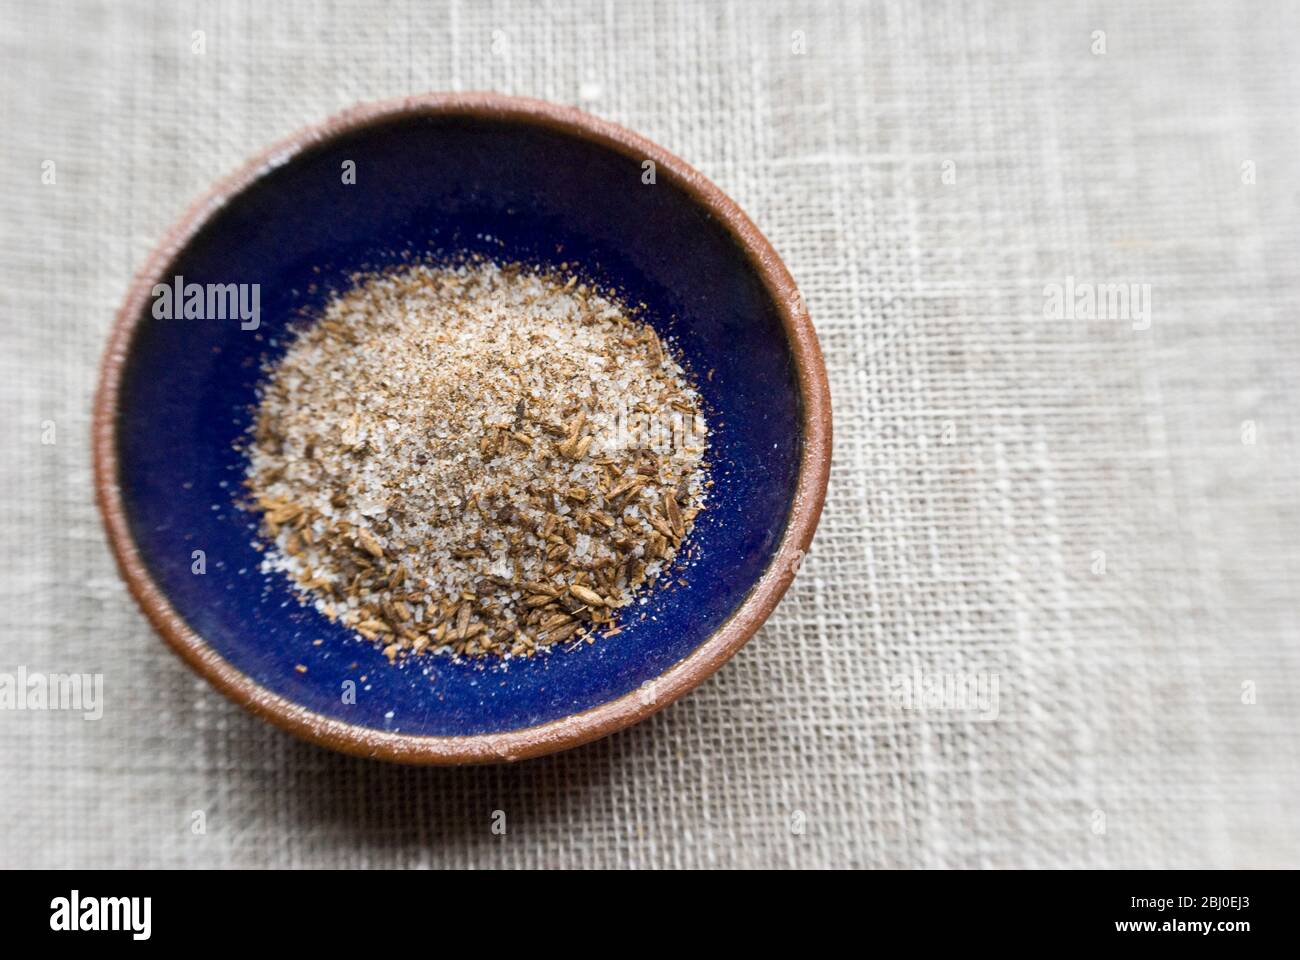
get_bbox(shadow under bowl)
[94,93,831,763]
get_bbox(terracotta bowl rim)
[92,91,833,764]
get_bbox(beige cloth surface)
[2,0,1298,868]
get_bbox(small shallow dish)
[94,93,831,763]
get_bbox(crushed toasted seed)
[245,260,709,662]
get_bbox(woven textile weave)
[2,0,1298,868]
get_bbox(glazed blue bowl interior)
[115,112,801,736]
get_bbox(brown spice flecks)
[245,260,709,662]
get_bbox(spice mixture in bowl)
[247,260,709,662]
[95,94,831,763]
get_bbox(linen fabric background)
[2,0,1297,869]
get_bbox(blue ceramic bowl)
[94,94,831,763]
